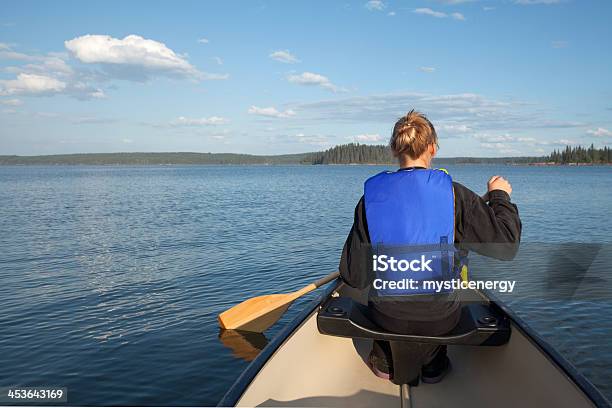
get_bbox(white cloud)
[438,123,471,133]
[414,8,447,18]
[388,11,396,16]
[248,105,296,118]
[122,138,134,144]
[587,127,612,137]
[0,47,75,84]
[269,50,300,64]
[483,6,496,11]
[515,0,562,4]
[293,92,515,125]
[365,1,386,11]
[0,98,23,106]
[197,38,209,44]
[287,72,344,92]
[72,116,117,124]
[414,8,466,19]
[537,120,583,128]
[291,91,580,150]
[419,66,436,73]
[475,133,582,154]
[475,133,516,142]
[90,88,106,98]
[212,56,223,65]
[295,133,330,146]
[0,49,40,61]
[0,39,224,101]
[481,142,510,149]
[65,34,226,81]
[200,72,230,80]
[208,129,230,140]
[169,116,228,126]
[353,133,383,143]
[476,134,556,145]
[480,142,521,155]
[0,73,66,96]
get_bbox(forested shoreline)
[1,143,609,165]
[546,145,611,165]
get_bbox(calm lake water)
[1,164,611,405]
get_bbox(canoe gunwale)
[218,282,611,407]
[482,289,611,408]
[217,279,342,407]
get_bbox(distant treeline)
[0,152,316,166]
[311,143,612,165]
[1,143,608,166]
[546,145,611,164]
[311,143,544,165]
[311,143,393,164]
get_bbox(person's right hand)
[487,175,512,196]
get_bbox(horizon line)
[0,150,549,159]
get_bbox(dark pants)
[371,340,446,379]
[369,306,461,383]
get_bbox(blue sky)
[1,0,611,156]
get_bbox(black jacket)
[338,168,522,322]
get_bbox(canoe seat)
[317,296,511,385]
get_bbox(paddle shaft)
[293,271,340,297]
[313,270,341,288]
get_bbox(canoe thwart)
[317,297,511,346]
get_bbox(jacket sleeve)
[338,197,373,289]
[453,182,522,260]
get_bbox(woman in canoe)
[338,110,522,384]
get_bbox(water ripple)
[0,164,611,405]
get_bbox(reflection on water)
[0,164,611,405]
[218,330,269,362]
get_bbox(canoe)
[219,279,610,407]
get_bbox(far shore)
[1,147,610,167]
[1,160,610,167]
[525,162,612,167]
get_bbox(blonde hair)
[390,110,438,159]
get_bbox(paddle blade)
[218,293,296,332]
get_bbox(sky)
[1,0,611,157]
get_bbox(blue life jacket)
[364,168,456,296]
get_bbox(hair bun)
[389,110,438,159]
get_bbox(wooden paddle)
[217,271,340,332]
